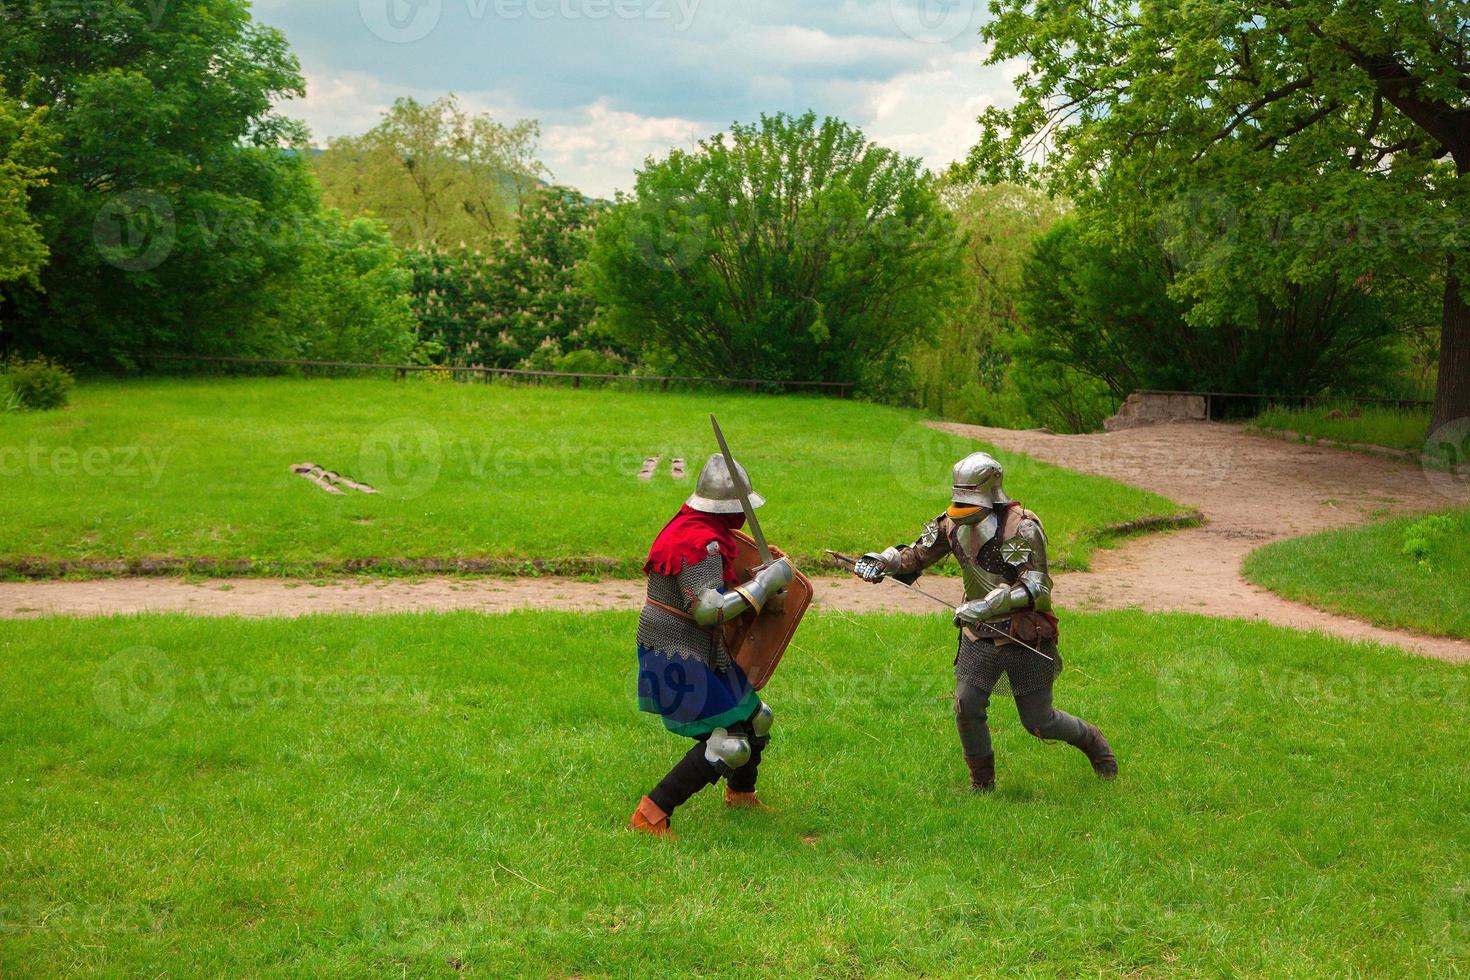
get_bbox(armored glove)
[853,553,889,583]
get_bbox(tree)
[0,0,318,367]
[263,211,417,363]
[1017,216,1410,403]
[404,185,610,367]
[587,112,965,386]
[314,96,547,251]
[0,88,54,304]
[909,181,1064,424]
[969,1,1470,432]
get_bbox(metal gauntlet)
[691,557,794,626]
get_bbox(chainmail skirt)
[955,633,1062,697]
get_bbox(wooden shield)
[721,530,812,690]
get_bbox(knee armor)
[751,702,773,738]
[704,727,752,772]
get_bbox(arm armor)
[997,519,1053,614]
[955,519,1053,623]
[874,518,952,581]
[691,557,794,627]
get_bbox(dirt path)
[2,422,1465,661]
[928,420,1469,662]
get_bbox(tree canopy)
[588,111,964,387]
[968,0,1469,431]
[0,0,416,368]
[405,185,609,368]
[314,96,547,252]
[0,88,54,297]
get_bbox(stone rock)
[1104,392,1209,431]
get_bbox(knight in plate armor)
[852,452,1117,792]
[629,453,793,837]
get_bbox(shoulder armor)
[919,519,942,548]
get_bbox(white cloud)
[820,46,1015,173]
[269,6,1023,197]
[541,100,707,196]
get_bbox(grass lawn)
[3,610,1468,975]
[1248,404,1431,454]
[0,378,1184,577]
[1244,508,1470,640]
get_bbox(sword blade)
[824,549,1054,662]
[711,414,774,565]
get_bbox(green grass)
[3,610,1468,975]
[1248,404,1431,454]
[1244,509,1470,639]
[0,378,1184,576]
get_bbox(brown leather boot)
[724,787,769,810]
[629,795,675,838]
[964,753,995,793]
[1077,723,1118,780]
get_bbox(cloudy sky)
[253,0,1021,198]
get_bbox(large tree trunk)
[1432,247,1470,436]
[1432,153,1470,436]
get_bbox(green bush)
[587,112,965,387]
[1401,514,1455,569]
[3,355,74,410]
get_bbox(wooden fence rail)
[148,354,855,397]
